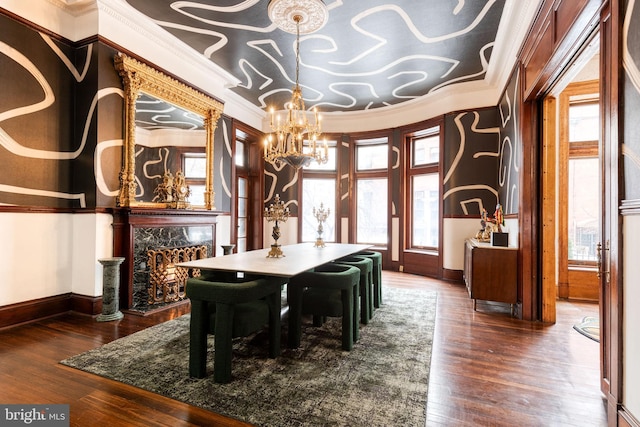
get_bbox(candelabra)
[313,202,330,248]
[264,194,290,258]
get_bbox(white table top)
[177,243,372,278]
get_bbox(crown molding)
[486,0,542,94]
[45,0,97,16]
[97,0,240,86]
[1,0,97,40]
[96,1,271,125]
[311,79,503,133]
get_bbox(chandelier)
[264,0,329,169]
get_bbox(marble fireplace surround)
[111,208,219,313]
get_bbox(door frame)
[232,121,265,252]
[523,1,621,422]
[541,79,600,310]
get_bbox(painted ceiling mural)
[135,94,205,130]
[123,0,506,112]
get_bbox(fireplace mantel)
[111,208,220,312]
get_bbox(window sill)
[404,248,438,256]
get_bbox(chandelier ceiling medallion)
[264,0,329,169]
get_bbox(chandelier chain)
[295,15,301,90]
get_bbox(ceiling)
[122,0,509,115]
[135,94,205,130]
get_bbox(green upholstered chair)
[287,263,360,351]
[357,250,383,308]
[186,275,284,383]
[334,256,374,324]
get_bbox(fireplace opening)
[147,245,207,305]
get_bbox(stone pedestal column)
[97,257,126,322]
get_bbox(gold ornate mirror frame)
[114,53,224,209]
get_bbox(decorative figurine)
[153,171,174,203]
[475,205,503,242]
[152,170,190,209]
[493,203,504,232]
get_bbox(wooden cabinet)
[463,239,517,311]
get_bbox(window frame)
[179,148,206,206]
[567,99,599,267]
[352,135,390,247]
[405,126,441,253]
[558,81,600,272]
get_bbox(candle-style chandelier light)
[264,0,329,169]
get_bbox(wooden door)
[598,2,621,418]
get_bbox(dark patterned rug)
[61,286,436,427]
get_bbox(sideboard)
[463,238,518,314]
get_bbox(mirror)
[115,53,224,209]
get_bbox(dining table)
[177,242,372,277]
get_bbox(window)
[412,134,439,166]
[567,100,599,263]
[235,129,251,253]
[237,176,248,252]
[406,126,440,251]
[569,103,599,142]
[411,174,439,247]
[354,137,388,245]
[183,152,206,206]
[235,140,245,167]
[301,140,337,243]
[303,144,337,171]
[356,178,388,244]
[356,138,388,171]
[568,157,598,260]
[301,178,336,242]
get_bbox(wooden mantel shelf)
[110,206,223,219]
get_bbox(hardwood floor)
[0,272,606,426]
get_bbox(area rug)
[573,316,600,342]
[61,286,436,427]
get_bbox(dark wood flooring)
[0,272,606,426]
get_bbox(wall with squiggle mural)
[0,13,96,208]
[0,14,232,211]
[443,107,501,217]
[496,68,520,216]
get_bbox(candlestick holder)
[313,202,330,248]
[264,194,290,258]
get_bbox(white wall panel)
[623,216,640,417]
